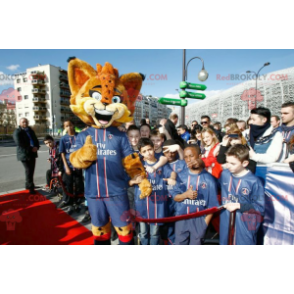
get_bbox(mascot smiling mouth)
[94,109,114,125]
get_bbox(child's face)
[128,130,140,147]
[164,150,177,163]
[140,126,150,138]
[140,145,155,161]
[202,131,215,147]
[226,155,248,175]
[44,140,54,149]
[196,132,202,141]
[151,135,164,151]
[64,121,74,133]
[184,147,202,169]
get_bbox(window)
[17,87,21,92]
[17,79,21,83]
[25,112,29,117]
[18,113,22,117]
[23,78,27,82]
[24,95,29,100]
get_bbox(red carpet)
[0,190,93,245]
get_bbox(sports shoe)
[81,211,91,223]
[67,206,75,215]
[57,201,68,209]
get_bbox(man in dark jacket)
[13,118,40,194]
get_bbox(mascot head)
[67,57,144,128]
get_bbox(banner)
[256,163,294,245]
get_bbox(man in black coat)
[13,118,40,194]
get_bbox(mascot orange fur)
[67,57,152,245]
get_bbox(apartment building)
[14,64,82,133]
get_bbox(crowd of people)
[12,101,294,245]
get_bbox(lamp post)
[181,50,209,125]
[246,62,270,109]
[50,83,60,136]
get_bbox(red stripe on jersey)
[187,207,190,214]
[187,175,191,190]
[103,128,106,141]
[236,180,242,194]
[196,175,200,190]
[95,129,100,198]
[228,176,233,192]
[104,157,109,197]
[172,163,176,171]
[154,192,157,226]
[147,197,150,219]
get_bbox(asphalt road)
[0,140,49,193]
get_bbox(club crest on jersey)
[201,182,207,189]
[108,134,113,140]
[157,169,162,175]
[242,188,249,195]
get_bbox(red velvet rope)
[132,206,224,223]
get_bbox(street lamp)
[246,62,270,109]
[50,83,60,136]
[181,50,209,125]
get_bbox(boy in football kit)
[131,138,178,245]
[162,139,186,245]
[173,145,219,245]
[58,120,84,213]
[219,144,265,245]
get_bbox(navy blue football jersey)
[59,133,78,169]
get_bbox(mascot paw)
[139,178,152,199]
[80,135,97,162]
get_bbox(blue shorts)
[87,195,130,228]
[175,216,208,245]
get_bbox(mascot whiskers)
[68,57,152,245]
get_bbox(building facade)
[173,67,294,126]
[14,64,82,134]
[133,94,172,126]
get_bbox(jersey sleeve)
[59,136,66,153]
[206,175,219,208]
[162,163,173,179]
[120,133,134,158]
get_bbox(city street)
[0,140,49,192]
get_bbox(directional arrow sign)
[158,97,187,107]
[179,81,207,91]
[179,91,206,99]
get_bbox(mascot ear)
[119,73,145,115]
[68,58,97,97]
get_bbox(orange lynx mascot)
[67,57,152,245]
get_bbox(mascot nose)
[102,102,108,107]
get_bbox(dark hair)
[178,124,188,131]
[140,124,151,132]
[138,138,154,151]
[63,119,75,126]
[140,119,147,125]
[127,125,140,134]
[184,145,201,155]
[225,118,238,125]
[201,115,211,122]
[251,107,271,124]
[281,101,294,109]
[213,122,222,129]
[226,144,249,163]
[271,115,280,121]
[43,135,54,142]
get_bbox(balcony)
[60,90,71,97]
[32,88,46,95]
[32,79,45,85]
[61,107,71,113]
[60,82,69,89]
[31,71,45,79]
[32,97,46,103]
[34,115,47,121]
[33,106,47,112]
[59,75,68,81]
[60,98,70,105]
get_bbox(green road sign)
[179,81,207,91]
[158,97,187,107]
[179,91,206,99]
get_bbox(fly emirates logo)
[96,143,117,156]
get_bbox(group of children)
[43,119,265,245]
[126,124,265,245]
